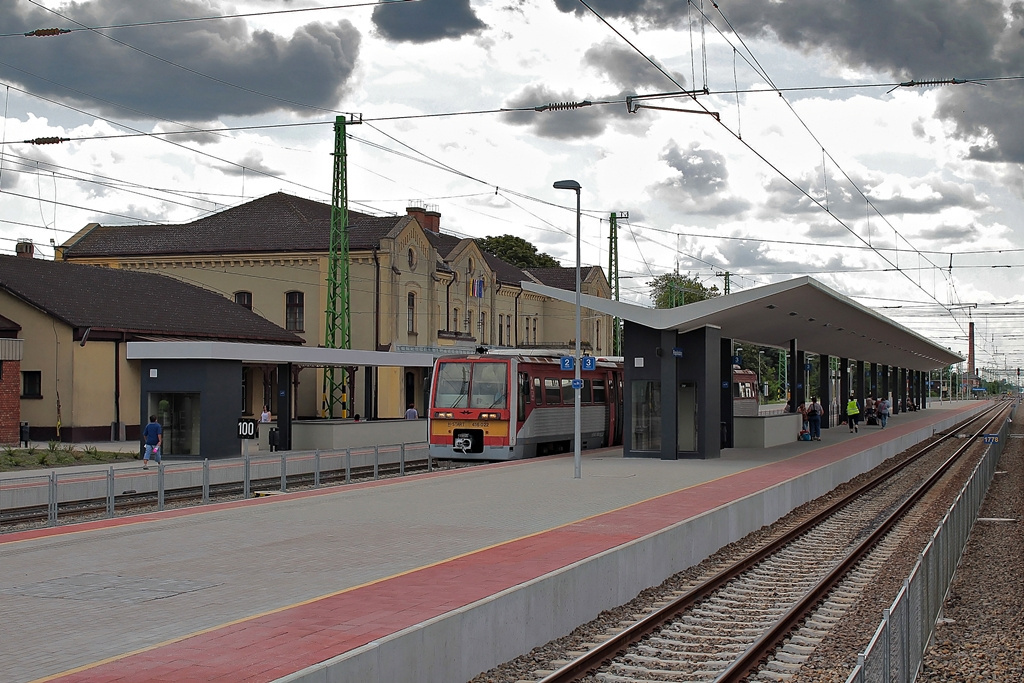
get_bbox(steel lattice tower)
[322,114,360,417]
[609,211,626,355]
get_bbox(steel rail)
[538,401,1008,683]
[716,401,1011,681]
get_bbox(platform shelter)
[523,276,964,460]
[126,341,433,458]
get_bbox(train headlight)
[479,412,500,420]
[435,411,454,419]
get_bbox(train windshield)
[434,361,508,409]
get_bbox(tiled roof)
[525,266,600,291]
[0,256,302,343]
[61,193,404,257]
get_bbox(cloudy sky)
[1,0,1022,376]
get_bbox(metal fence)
[3,442,431,527]
[845,417,1008,683]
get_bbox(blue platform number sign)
[983,434,998,444]
[732,355,741,366]
[581,356,596,371]
[560,356,575,371]
[722,381,730,389]
[571,378,583,390]
[805,363,812,372]
[238,417,258,440]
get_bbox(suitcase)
[866,414,878,426]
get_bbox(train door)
[606,370,622,446]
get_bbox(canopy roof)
[523,276,963,371]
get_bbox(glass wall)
[148,392,201,456]
[631,380,661,451]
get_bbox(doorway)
[148,392,201,456]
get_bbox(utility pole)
[715,270,731,295]
[608,211,627,355]
[322,114,361,418]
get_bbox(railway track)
[528,402,1010,683]
[1,458,475,530]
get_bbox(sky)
[1,0,1023,378]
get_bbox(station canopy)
[522,276,963,372]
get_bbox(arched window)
[285,291,304,331]
[498,314,504,345]
[234,291,252,310]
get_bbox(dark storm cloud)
[371,0,486,43]
[649,141,751,216]
[554,0,1024,164]
[0,0,360,121]
[583,39,686,91]
[502,84,609,139]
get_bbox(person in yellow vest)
[846,395,861,433]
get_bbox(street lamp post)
[553,179,582,479]
[758,350,764,405]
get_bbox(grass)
[0,445,140,472]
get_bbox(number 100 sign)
[238,418,259,439]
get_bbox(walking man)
[846,395,861,433]
[142,414,162,469]
[876,397,890,428]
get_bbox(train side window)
[518,372,528,421]
[534,376,544,405]
[560,378,573,403]
[592,378,606,403]
[545,378,561,404]
[581,379,593,403]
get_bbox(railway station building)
[55,192,615,422]
[524,276,964,460]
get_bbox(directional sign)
[237,417,259,440]
[581,356,596,371]
[571,378,583,390]
[560,356,574,371]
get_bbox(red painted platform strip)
[39,406,974,682]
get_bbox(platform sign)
[805,362,812,372]
[571,378,583,390]
[560,356,574,371]
[672,348,683,358]
[581,356,596,371]
[237,418,258,440]
[983,434,999,444]
[732,355,741,365]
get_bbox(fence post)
[157,462,165,511]
[374,445,379,480]
[400,443,405,477]
[106,466,115,518]
[345,448,351,484]
[48,471,57,526]
[202,459,210,504]
[244,452,251,499]
[280,451,287,492]
[882,609,891,680]
[314,450,321,488]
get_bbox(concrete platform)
[0,401,987,683]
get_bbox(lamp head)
[553,179,581,192]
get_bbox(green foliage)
[2,444,15,458]
[649,273,721,308]
[475,235,561,269]
[47,440,60,453]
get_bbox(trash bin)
[269,428,279,452]
[20,422,30,447]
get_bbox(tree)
[649,273,720,308]
[475,235,561,269]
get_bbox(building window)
[532,318,538,344]
[479,312,486,343]
[498,315,504,345]
[596,319,601,353]
[407,292,416,334]
[234,291,252,310]
[285,291,304,331]
[21,370,42,399]
[453,308,460,333]
[506,316,511,347]
[408,247,417,270]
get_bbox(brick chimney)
[406,203,441,233]
[15,239,34,258]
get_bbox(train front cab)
[428,357,515,461]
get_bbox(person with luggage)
[806,397,824,441]
[846,395,861,433]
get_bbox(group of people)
[790,393,893,441]
[843,395,890,432]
